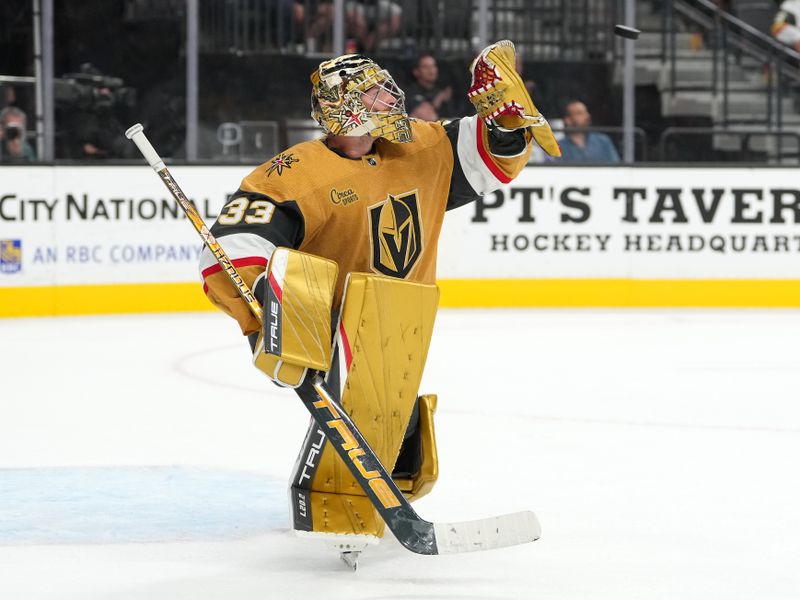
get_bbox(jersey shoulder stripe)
[455,116,506,193]
[199,232,277,273]
[454,116,532,195]
[201,256,269,294]
[443,119,481,211]
[199,231,277,290]
[475,118,513,184]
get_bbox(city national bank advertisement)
[2,165,800,315]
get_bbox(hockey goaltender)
[198,41,561,566]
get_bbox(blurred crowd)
[0,84,35,163]
[306,0,403,53]
[772,0,800,53]
[2,49,621,165]
[214,0,406,54]
[3,0,799,164]
[671,0,800,52]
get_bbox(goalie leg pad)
[291,273,439,537]
[392,394,439,503]
[253,248,339,387]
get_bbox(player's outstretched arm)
[442,40,562,211]
[468,39,561,158]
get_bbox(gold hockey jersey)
[200,116,532,334]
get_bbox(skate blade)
[340,550,360,571]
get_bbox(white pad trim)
[267,247,290,288]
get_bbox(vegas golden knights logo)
[368,190,423,278]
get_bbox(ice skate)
[339,550,361,571]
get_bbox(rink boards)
[2,164,800,316]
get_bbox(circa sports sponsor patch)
[267,152,299,177]
[329,188,359,206]
[368,190,423,278]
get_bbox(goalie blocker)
[252,248,441,540]
[251,248,338,388]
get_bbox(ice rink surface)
[2,308,799,600]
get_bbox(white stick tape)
[125,123,166,171]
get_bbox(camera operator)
[56,65,135,160]
[0,106,36,163]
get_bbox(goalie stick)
[125,123,541,555]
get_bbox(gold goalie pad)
[253,248,338,387]
[304,273,439,537]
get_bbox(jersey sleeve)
[443,115,533,211]
[199,188,305,335]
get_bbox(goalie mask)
[310,54,412,143]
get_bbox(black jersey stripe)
[443,119,482,211]
[211,190,306,249]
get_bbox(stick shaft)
[125,123,261,321]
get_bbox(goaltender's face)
[360,84,399,113]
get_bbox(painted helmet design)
[310,54,412,143]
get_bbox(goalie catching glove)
[468,39,561,158]
[252,248,338,388]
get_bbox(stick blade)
[432,510,541,554]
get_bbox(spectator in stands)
[268,0,306,49]
[308,0,402,53]
[0,106,36,163]
[57,65,133,160]
[405,53,454,120]
[1,83,16,108]
[61,86,130,159]
[350,0,402,52]
[558,99,620,163]
[772,1,800,52]
[306,1,332,52]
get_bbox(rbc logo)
[0,239,21,274]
